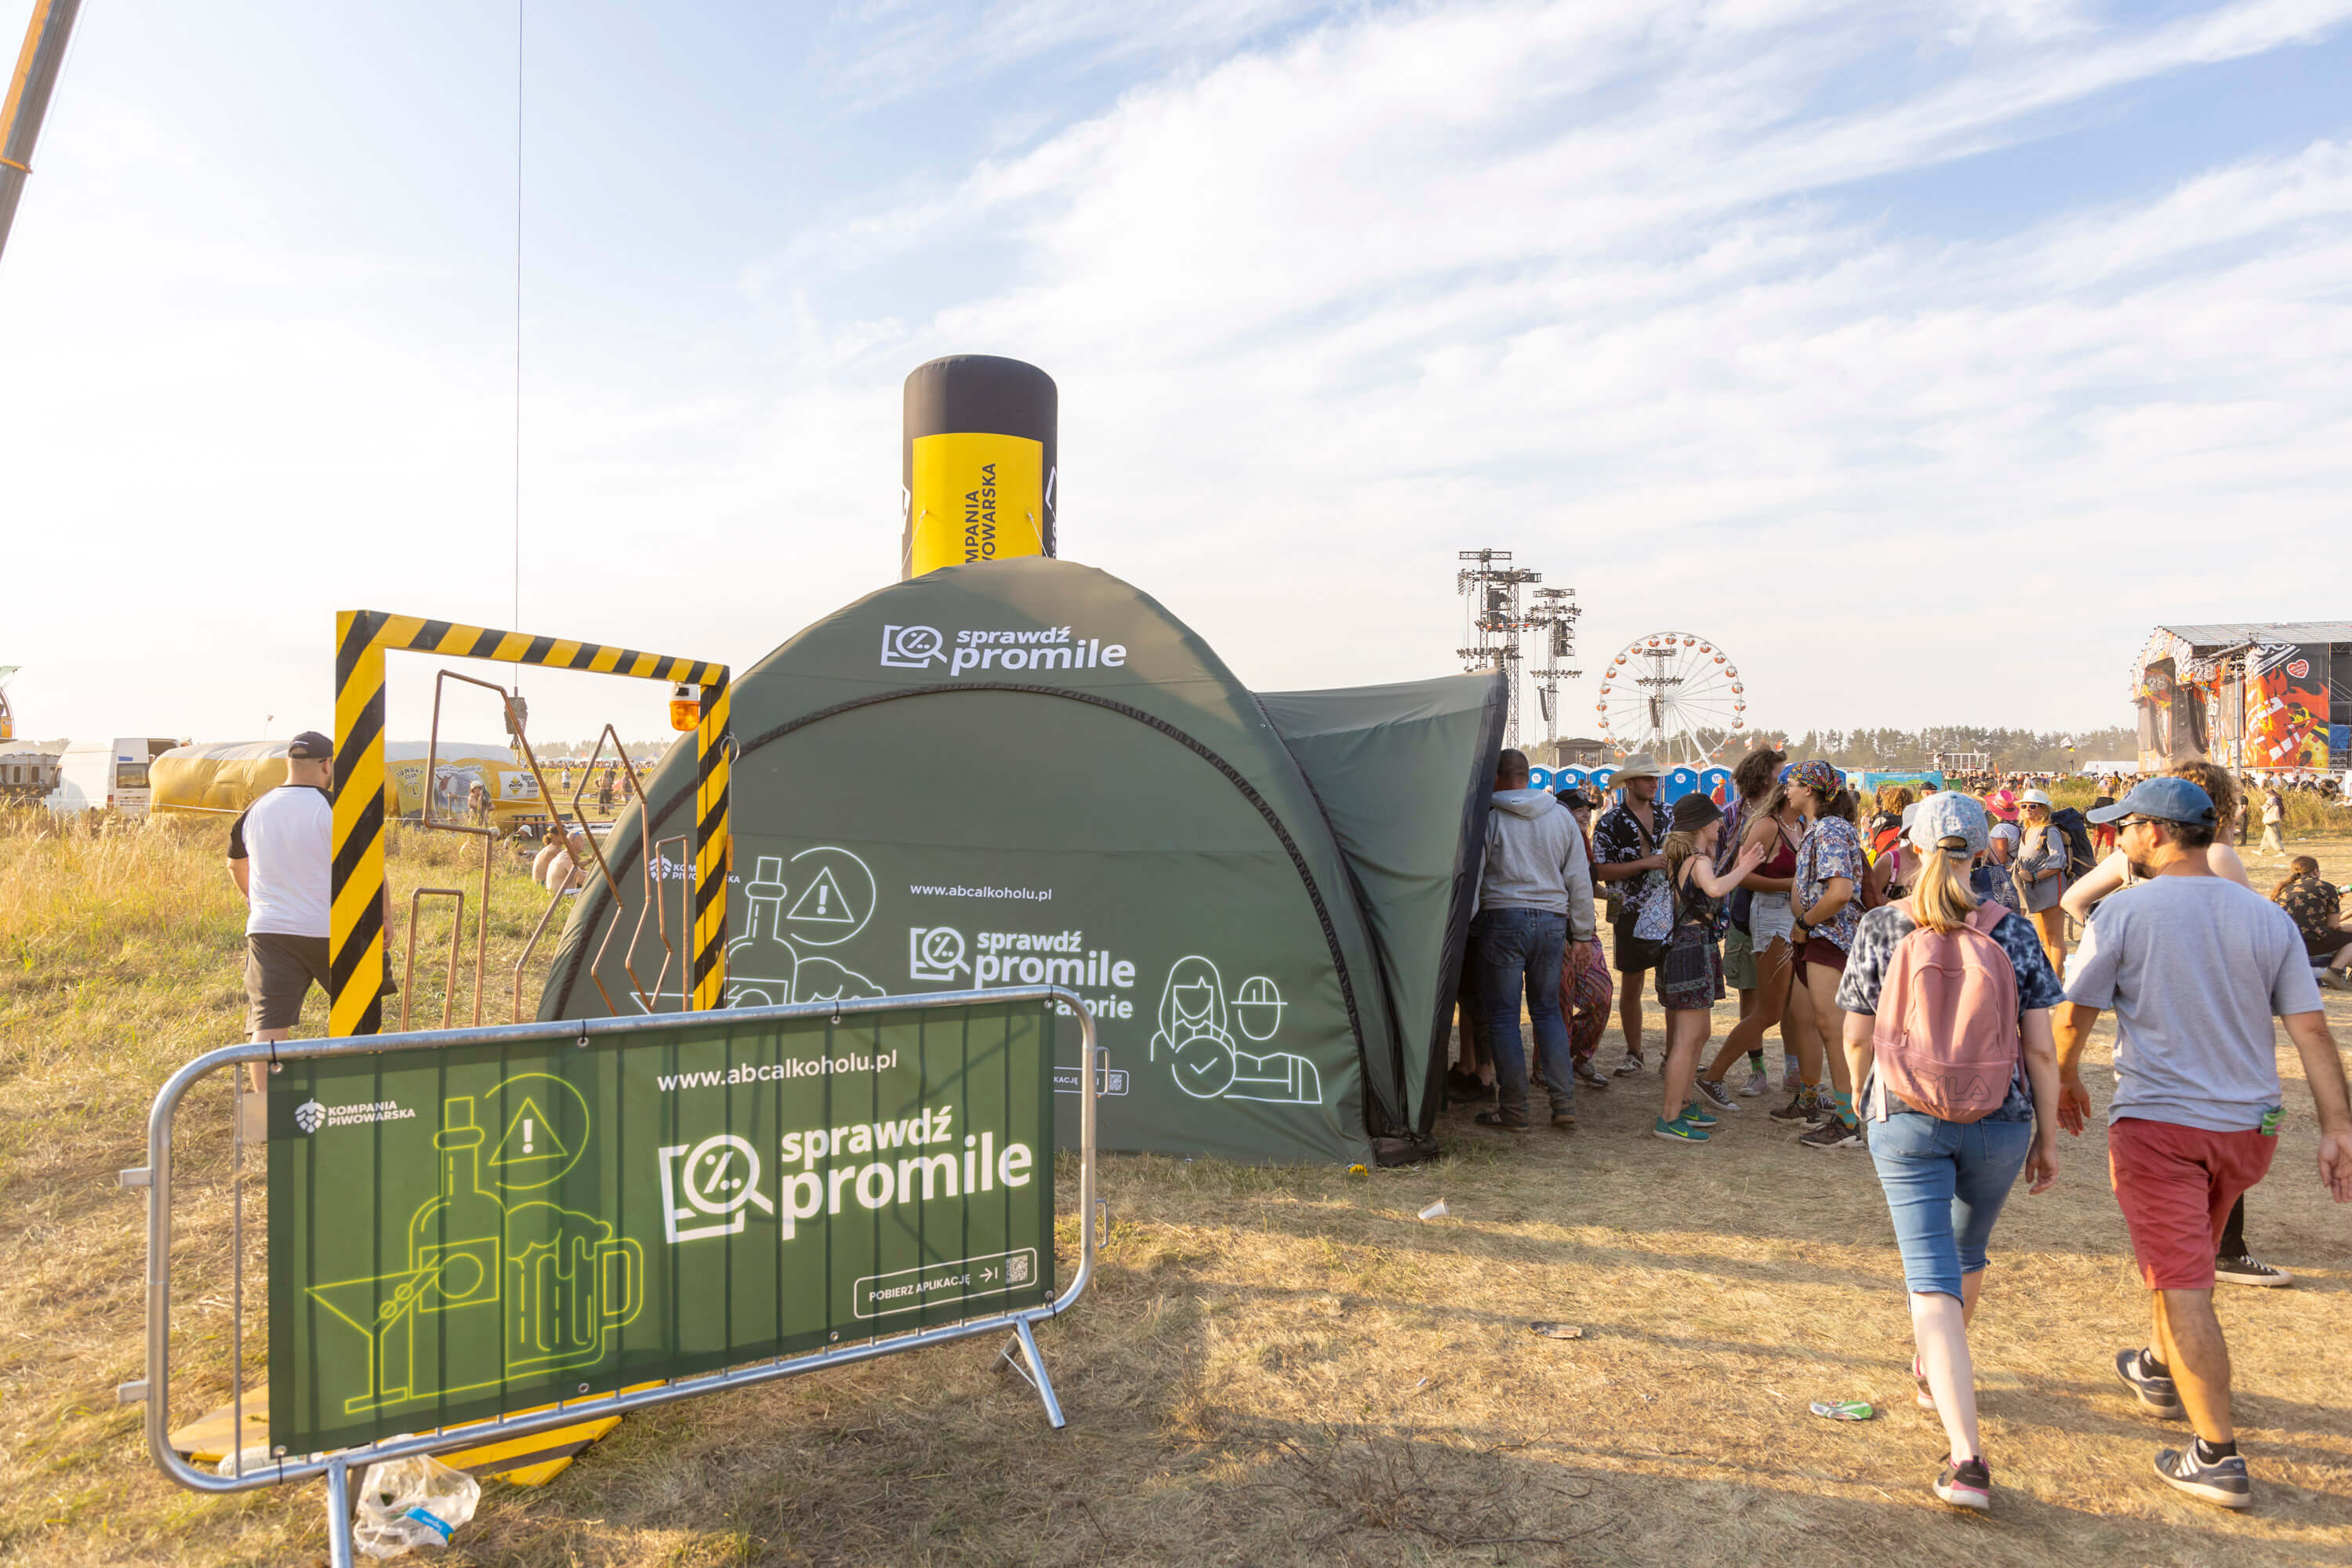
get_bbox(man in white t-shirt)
[227,731,337,1086]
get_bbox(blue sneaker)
[2114,1348,2183,1417]
[1678,1102,1720,1127]
[1653,1114,1710,1144]
[2154,1445,2251,1509]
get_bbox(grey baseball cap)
[1907,789,1988,858]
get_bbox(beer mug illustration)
[503,1200,643,1373]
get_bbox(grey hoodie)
[1475,789,1596,938]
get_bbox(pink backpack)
[1870,899,2019,1123]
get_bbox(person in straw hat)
[1591,753,1669,1075]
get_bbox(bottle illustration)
[722,853,886,1007]
[409,1101,506,1314]
[306,1094,641,1417]
[724,856,797,1007]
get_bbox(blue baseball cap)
[1907,790,1988,858]
[2089,775,2214,828]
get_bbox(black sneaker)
[2154,1446,2252,1509]
[1798,1117,1861,1150]
[2114,1348,2183,1417]
[2214,1254,2293,1288]
[1933,1455,1991,1512]
[1693,1077,1740,1115]
[1768,1087,1818,1122]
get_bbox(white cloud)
[769,0,2352,738]
[2,0,2348,755]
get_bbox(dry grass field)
[4,807,2351,1566]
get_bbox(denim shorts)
[1865,1111,2034,1299]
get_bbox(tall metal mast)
[1526,586,1581,744]
[1,0,83,266]
[1456,550,1541,747]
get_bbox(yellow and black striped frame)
[329,612,731,1036]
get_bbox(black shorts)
[1611,914,1664,975]
[245,933,330,1033]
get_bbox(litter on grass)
[1529,1322,1584,1340]
[1809,1399,1876,1421]
[1417,1200,1449,1220]
[352,1454,479,1558]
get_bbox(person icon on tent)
[1150,957,1321,1105]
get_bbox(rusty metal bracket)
[400,887,467,1032]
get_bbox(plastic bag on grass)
[352,1454,479,1559]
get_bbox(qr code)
[1007,1254,1030,1285]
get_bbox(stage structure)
[1594,633,1748,768]
[1526,588,1582,746]
[1455,551,1577,748]
[2132,622,2351,774]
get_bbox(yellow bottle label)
[907,432,1045,577]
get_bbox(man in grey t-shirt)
[2060,777,2351,1510]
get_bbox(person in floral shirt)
[1786,759,1867,1148]
[1592,755,1668,1074]
[2273,856,2352,986]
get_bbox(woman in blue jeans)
[1834,791,2063,1512]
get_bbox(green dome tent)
[539,559,1504,1165]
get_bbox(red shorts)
[1800,939,1847,977]
[2108,1118,2277,1290]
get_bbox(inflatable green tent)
[539,559,1503,1165]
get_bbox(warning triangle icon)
[787,866,857,924]
[491,1096,570,1167]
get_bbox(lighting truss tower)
[1456,549,1542,746]
[1526,587,1581,744]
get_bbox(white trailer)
[46,737,184,818]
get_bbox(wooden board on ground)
[167,1383,663,1485]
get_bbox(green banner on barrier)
[267,1001,1054,1456]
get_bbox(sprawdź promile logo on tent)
[878,623,1127,677]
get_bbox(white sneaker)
[1739,1067,1768,1097]
[1613,1054,1646,1076]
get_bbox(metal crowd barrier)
[122,986,1100,1567]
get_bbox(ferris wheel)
[1594,633,1748,766]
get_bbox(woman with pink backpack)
[1832,791,2064,1513]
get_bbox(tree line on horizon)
[1760,725,2138,772]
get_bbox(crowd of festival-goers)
[1454,746,2351,1515]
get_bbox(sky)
[3,0,2349,753]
